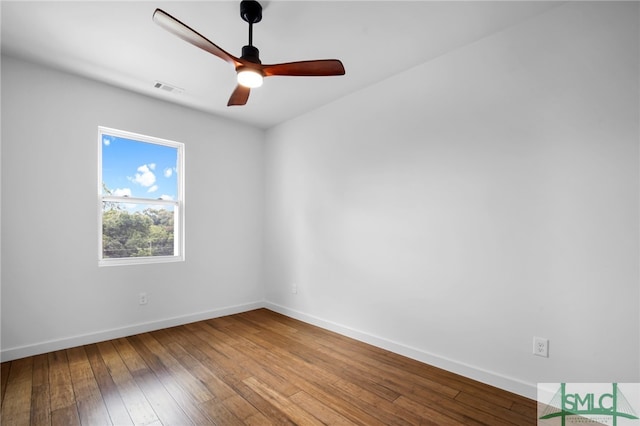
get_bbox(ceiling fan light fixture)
[237,68,263,88]
[153,3,345,106]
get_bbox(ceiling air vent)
[153,81,184,94]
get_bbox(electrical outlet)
[139,292,148,305]
[291,284,298,294]
[533,336,549,357]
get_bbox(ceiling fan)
[153,1,346,106]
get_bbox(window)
[98,127,184,266]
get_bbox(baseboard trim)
[1,301,265,362]
[264,301,537,400]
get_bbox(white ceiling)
[1,1,561,129]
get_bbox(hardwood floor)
[1,309,536,425]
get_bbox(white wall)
[264,2,639,398]
[1,55,265,360]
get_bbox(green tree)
[102,207,174,258]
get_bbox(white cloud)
[132,164,156,187]
[113,188,132,197]
[148,185,159,193]
[103,137,111,146]
[164,168,173,178]
[159,194,174,201]
[149,163,156,171]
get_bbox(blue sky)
[102,134,178,201]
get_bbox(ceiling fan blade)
[153,9,241,67]
[227,85,251,106]
[262,59,345,77]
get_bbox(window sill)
[99,255,184,267]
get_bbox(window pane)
[101,134,178,201]
[102,202,175,258]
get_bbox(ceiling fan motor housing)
[241,45,261,64]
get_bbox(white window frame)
[98,126,185,266]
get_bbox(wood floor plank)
[455,389,534,425]
[125,334,216,425]
[229,379,297,425]
[180,322,273,396]
[239,329,339,386]
[371,342,518,410]
[241,333,398,424]
[112,336,195,425]
[1,357,33,426]
[198,398,245,426]
[233,339,306,397]
[133,332,215,405]
[208,315,262,338]
[30,384,51,426]
[30,354,51,426]
[511,398,537,418]
[283,336,404,403]
[289,390,359,426]
[243,376,325,426]
[1,360,11,407]
[238,310,300,336]
[330,377,423,425]
[234,330,389,425]
[399,388,517,426]
[180,322,252,382]
[218,393,263,423]
[182,322,300,398]
[131,368,194,426]
[314,339,461,400]
[1,309,538,425]
[111,337,149,375]
[51,405,81,426]
[97,340,160,425]
[170,324,298,424]
[84,343,134,426]
[243,411,276,425]
[67,346,112,426]
[151,327,238,401]
[450,379,521,410]
[48,350,75,412]
[395,394,481,426]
